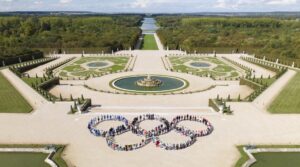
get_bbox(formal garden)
[169,56,241,79]
[58,56,130,79]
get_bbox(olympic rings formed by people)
[106,136,152,151]
[88,115,129,137]
[131,115,170,137]
[171,115,213,137]
[88,114,214,151]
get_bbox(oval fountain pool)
[190,62,211,68]
[87,62,109,68]
[111,75,188,93]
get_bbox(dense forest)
[156,16,300,65]
[0,15,142,65]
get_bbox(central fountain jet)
[136,75,163,88]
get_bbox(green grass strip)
[253,152,300,167]
[0,152,50,167]
[235,145,300,167]
[0,73,32,113]
[0,145,68,167]
[141,34,158,50]
[268,72,300,113]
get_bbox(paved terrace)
[0,99,300,167]
[0,49,299,167]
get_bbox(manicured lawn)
[252,152,300,167]
[59,57,129,78]
[0,146,68,167]
[22,77,43,86]
[169,56,240,79]
[141,34,158,50]
[269,72,300,113]
[0,152,50,167]
[235,146,300,167]
[0,73,32,113]
[259,78,276,86]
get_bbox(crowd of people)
[88,115,129,137]
[171,115,214,137]
[106,136,152,151]
[87,114,214,151]
[153,135,197,150]
[131,114,171,138]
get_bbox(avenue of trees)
[157,16,300,65]
[0,15,142,65]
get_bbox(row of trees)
[0,48,43,66]
[156,16,300,64]
[0,15,143,64]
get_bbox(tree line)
[156,16,300,65]
[0,15,142,65]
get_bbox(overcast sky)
[0,0,300,13]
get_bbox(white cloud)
[131,0,150,8]
[266,0,297,5]
[34,1,43,5]
[0,0,300,12]
[214,0,239,8]
[129,0,187,9]
[214,0,298,9]
[59,0,72,4]
[215,0,227,8]
[1,0,14,2]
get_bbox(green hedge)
[0,50,44,67]
[240,78,262,90]
[209,99,220,112]
[45,57,75,76]
[17,58,56,73]
[80,99,92,112]
[9,57,56,75]
[38,77,60,90]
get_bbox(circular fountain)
[190,62,211,68]
[136,75,162,88]
[87,62,109,68]
[111,75,188,93]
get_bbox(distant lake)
[141,18,158,34]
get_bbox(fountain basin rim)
[110,74,189,94]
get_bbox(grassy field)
[268,72,300,113]
[141,34,158,50]
[235,146,300,167]
[59,57,129,78]
[252,152,300,167]
[0,152,50,167]
[169,56,240,79]
[0,73,32,113]
[0,145,68,167]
